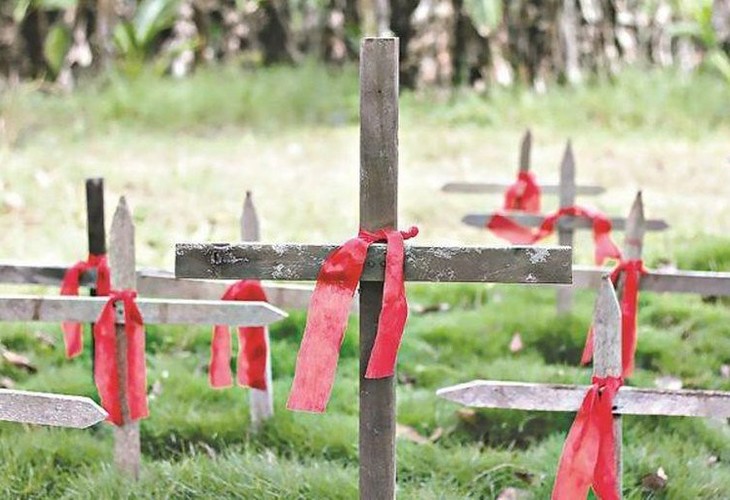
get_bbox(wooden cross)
[441,130,606,196]
[0,197,287,478]
[437,277,730,498]
[175,37,572,499]
[0,388,106,428]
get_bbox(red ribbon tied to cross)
[503,171,541,213]
[487,206,621,266]
[286,226,419,413]
[60,253,111,358]
[552,376,622,500]
[210,280,270,391]
[93,290,148,426]
[581,260,647,378]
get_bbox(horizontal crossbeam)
[174,243,572,284]
[0,389,107,428]
[0,295,286,325]
[463,214,669,231]
[437,380,730,418]
[573,265,730,296]
[442,182,605,196]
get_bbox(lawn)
[0,64,729,498]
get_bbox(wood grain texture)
[0,295,286,325]
[436,380,730,418]
[359,37,398,500]
[85,178,106,256]
[462,213,669,231]
[441,182,605,195]
[518,129,531,172]
[241,191,274,429]
[0,389,107,428]
[556,142,576,314]
[109,196,140,479]
[174,243,572,284]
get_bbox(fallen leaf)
[0,377,15,389]
[509,333,524,353]
[641,467,668,491]
[654,375,682,390]
[707,455,720,466]
[496,487,530,500]
[149,380,163,399]
[456,408,477,425]
[721,365,730,379]
[2,351,36,373]
[34,331,56,347]
[396,423,429,444]
[411,303,450,315]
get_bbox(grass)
[0,63,729,497]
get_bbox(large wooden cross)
[175,37,572,499]
[437,277,730,497]
[0,197,287,478]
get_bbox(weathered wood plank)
[86,178,107,256]
[436,380,730,418]
[359,37,398,500]
[241,191,274,429]
[556,142,576,314]
[0,389,107,428]
[174,244,572,284]
[463,213,668,231]
[572,266,730,295]
[0,295,286,325]
[441,182,605,195]
[109,196,140,478]
[0,262,98,287]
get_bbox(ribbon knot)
[209,280,270,391]
[60,253,111,358]
[487,205,621,266]
[286,226,418,413]
[504,171,541,213]
[552,375,623,500]
[581,259,647,377]
[93,289,148,426]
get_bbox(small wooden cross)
[0,388,106,428]
[0,197,287,479]
[437,277,730,498]
[175,37,572,499]
[441,130,606,196]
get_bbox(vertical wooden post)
[86,178,105,380]
[518,129,532,173]
[109,196,141,478]
[556,142,576,314]
[592,276,623,498]
[359,37,398,500]
[241,191,274,429]
[621,192,645,263]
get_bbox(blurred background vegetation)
[1,0,729,90]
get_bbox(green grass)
[1,64,730,497]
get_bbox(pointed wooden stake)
[109,196,141,479]
[518,129,532,173]
[0,389,107,428]
[556,141,576,314]
[593,276,623,497]
[623,192,645,261]
[241,191,274,430]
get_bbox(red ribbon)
[487,206,621,265]
[93,290,148,426]
[286,226,418,413]
[60,253,111,358]
[552,376,622,500]
[210,280,270,391]
[581,260,647,377]
[504,171,541,213]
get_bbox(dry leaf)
[654,375,682,390]
[0,377,15,389]
[149,380,163,399]
[641,467,668,491]
[509,333,524,353]
[2,351,36,373]
[456,408,477,425]
[707,455,720,466]
[411,303,450,315]
[721,365,730,379]
[34,331,56,347]
[396,424,429,444]
[428,427,444,442]
[496,487,530,500]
